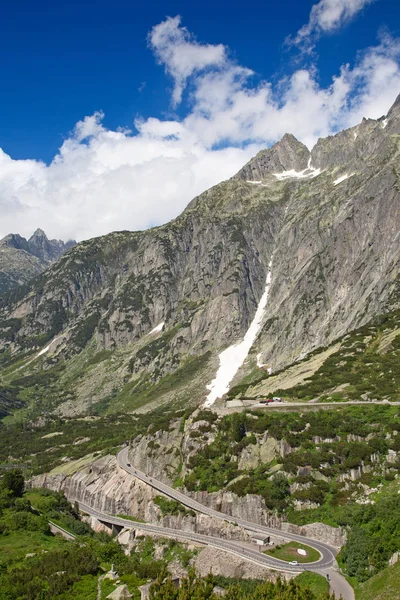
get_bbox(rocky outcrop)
[194,546,280,580]
[29,455,251,542]
[238,437,278,470]
[129,418,293,486]
[281,521,346,548]
[131,422,183,484]
[189,489,283,529]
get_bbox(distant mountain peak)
[0,229,76,295]
[27,230,76,262]
[30,228,47,240]
[0,233,30,251]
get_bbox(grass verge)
[265,541,320,563]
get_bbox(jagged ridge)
[0,93,399,417]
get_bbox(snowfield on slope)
[204,257,274,407]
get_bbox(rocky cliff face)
[30,455,253,542]
[0,229,76,295]
[1,95,399,414]
[128,415,292,486]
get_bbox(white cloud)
[0,18,399,243]
[290,0,375,50]
[0,125,259,242]
[73,111,105,142]
[148,15,226,105]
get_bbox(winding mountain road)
[117,448,335,567]
[71,447,353,598]
[116,448,355,598]
[79,501,310,573]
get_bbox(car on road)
[289,561,298,566]
[126,462,131,467]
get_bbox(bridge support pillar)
[111,524,123,537]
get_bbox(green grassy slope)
[230,308,400,402]
[294,572,330,599]
[353,561,400,600]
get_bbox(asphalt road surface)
[78,501,315,573]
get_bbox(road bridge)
[78,501,319,574]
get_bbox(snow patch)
[273,158,321,181]
[37,344,51,358]
[256,353,266,368]
[333,173,355,186]
[150,322,164,334]
[204,258,274,407]
[256,353,271,373]
[246,180,262,184]
[37,335,62,358]
[353,131,358,140]
[381,118,388,128]
[18,335,63,371]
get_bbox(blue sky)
[0,0,399,241]
[1,0,398,162]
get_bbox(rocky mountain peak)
[29,228,47,240]
[27,229,76,263]
[0,229,77,295]
[0,233,30,252]
[234,133,310,182]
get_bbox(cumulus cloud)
[148,15,227,105]
[73,111,106,142]
[0,17,399,243]
[0,127,258,243]
[289,0,375,50]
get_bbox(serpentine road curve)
[79,501,310,573]
[116,447,355,599]
[117,447,335,568]
[70,447,354,599]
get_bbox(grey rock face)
[0,186,282,388]
[255,97,400,371]
[235,134,310,181]
[194,546,277,580]
[29,456,253,542]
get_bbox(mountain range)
[0,93,399,418]
[0,229,76,295]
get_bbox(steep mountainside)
[0,94,399,417]
[0,229,76,295]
